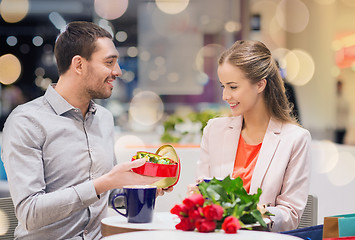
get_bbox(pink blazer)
[197,116,311,232]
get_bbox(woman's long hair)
[218,40,298,124]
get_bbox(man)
[1,21,162,239]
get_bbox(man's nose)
[112,62,122,77]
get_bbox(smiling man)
[1,21,162,239]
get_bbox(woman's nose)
[222,89,230,101]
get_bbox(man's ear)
[257,79,267,93]
[71,55,84,74]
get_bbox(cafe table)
[102,230,302,240]
[101,212,302,240]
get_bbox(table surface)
[102,230,302,240]
[102,212,178,231]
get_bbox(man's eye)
[107,61,113,65]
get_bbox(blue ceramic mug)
[111,185,157,223]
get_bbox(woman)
[197,40,311,232]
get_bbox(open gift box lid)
[131,145,181,188]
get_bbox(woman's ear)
[257,79,267,93]
[71,55,84,75]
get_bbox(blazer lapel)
[249,118,282,194]
[221,116,243,177]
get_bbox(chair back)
[0,197,17,239]
[298,194,318,228]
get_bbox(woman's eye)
[230,86,237,89]
[220,85,225,88]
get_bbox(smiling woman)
[196,40,312,232]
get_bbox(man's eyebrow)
[105,55,119,60]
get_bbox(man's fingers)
[128,158,146,169]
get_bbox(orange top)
[232,135,262,192]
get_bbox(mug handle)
[111,193,128,218]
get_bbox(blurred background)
[1,0,355,144]
[2,0,355,228]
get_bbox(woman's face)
[218,62,265,117]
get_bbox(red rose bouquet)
[170,176,272,233]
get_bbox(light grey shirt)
[1,85,116,239]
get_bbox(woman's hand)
[156,186,173,197]
[186,178,203,196]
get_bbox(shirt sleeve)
[1,112,99,231]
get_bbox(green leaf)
[251,209,267,228]
[206,184,228,202]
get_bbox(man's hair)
[54,21,112,75]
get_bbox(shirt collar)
[44,84,97,115]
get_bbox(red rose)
[202,204,224,221]
[170,204,189,217]
[188,207,203,220]
[183,194,205,208]
[175,217,195,231]
[195,218,216,233]
[222,216,241,234]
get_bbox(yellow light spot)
[0,54,22,85]
[313,0,336,5]
[114,135,146,161]
[311,141,339,174]
[155,0,189,15]
[129,91,164,126]
[224,21,241,33]
[285,49,314,86]
[276,0,309,33]
[327,151,355,186]
[0,0,29,23]
[195,44,224,73]
[94,0,128,20]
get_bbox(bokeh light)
[327,151,355,186]
[167,72,179,83]
[284,49,314,86]
[311,141,339,174]
[155,0,189,15]
[129,91,164,126]
[224,21,241,33]
[35,67,45,77]
[121,70,135,83]
[313,0,336,5]
[0,54,22,85]
[151,5,190,37]
[114,135,146,162]
[94,0,128,20]
[127,47,138,57]
[0,209,10,235]
[195,44,224,73]
[276,0,309,33]
[32,36,43,47]
[139,51,151,62]
[6,36,17,46]
[115,31,128,42]
[341,0,355,8]
[0,0,29,23]
[20,44,30,54]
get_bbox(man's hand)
[94,159,163,195]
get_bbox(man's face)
[83,37,121,99]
